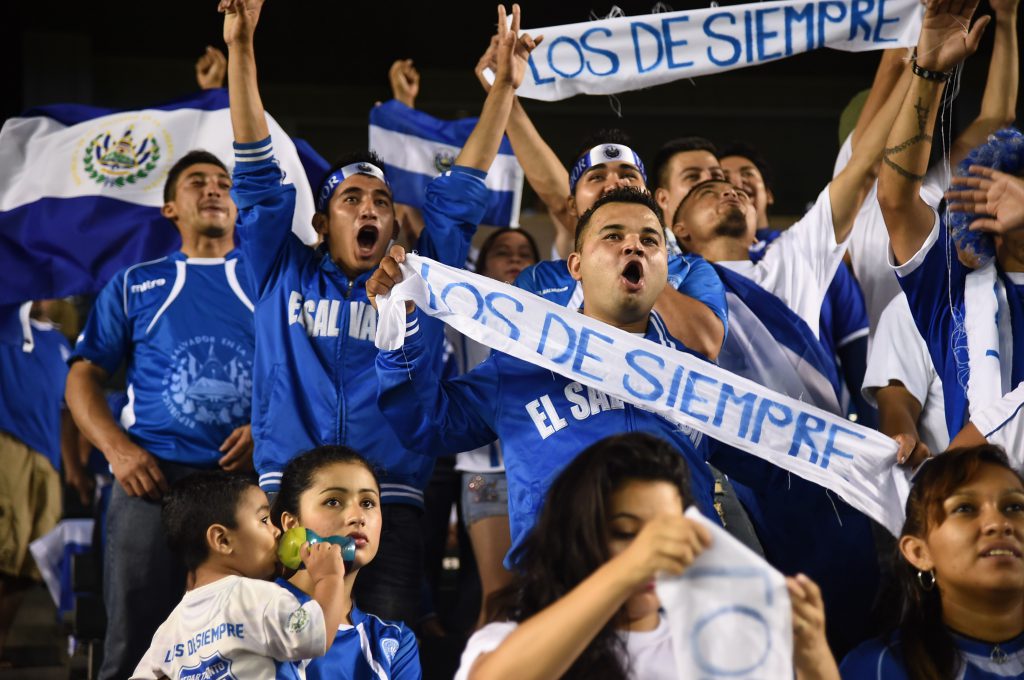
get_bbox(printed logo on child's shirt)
[178,652,235,680]
[380,638,399,664]
[287,608,310,633]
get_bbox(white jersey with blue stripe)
[71,251,255,466]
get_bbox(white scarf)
[376,255,908,534]
[964,262,1015,416]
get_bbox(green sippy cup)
[278,526,356,570]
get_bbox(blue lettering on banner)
[754,8,783,60]
[484,292,523,341]
[823,423,861,467]
[873,0,900,42]
[573,327,614,381]
[712,384,757,439]
[537,312,577,364]
[788,412,828,464]
[849,0,875,40]
[580,27,620,75]
[704,13,742,66]
[440,282,485,320]
[631,22,664,73]
[784,4,816,53]
[623,349,666,401]
[750,399,794,443]
[744,11,755,63]
[679,371,717,423]
[526,54,556,85]
[662,16,694,69]
[817,1,848,47]
[548,36,586,78]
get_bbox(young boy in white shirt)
[131,471,347,679]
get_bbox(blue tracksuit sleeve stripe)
[231,136,298,297]
[377,309,499,456]
[417,165,488,267]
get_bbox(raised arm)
[877,0,990,264]
[849,49,909,152]
[465,515,710,680]
[221,0,269,144]
[456,4,541,173]
[950,0,1019,165]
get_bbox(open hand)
[219,0,265,47]
[195,46,227,89]
[915,0,989,73]
[946,165,1024,234]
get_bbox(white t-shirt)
[973,380,1024,467]
[833,133,948,335]
[131,576,326,680]
[862,293,949,454]
[717,186,844,336]
[455,617,677,680]
[446,327,504,473]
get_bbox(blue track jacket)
[377,308,716,565]
[233,137,485,506]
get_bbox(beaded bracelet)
[911,49,952,82]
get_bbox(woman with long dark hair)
[841,445,1024,679]
[455,432,838,680]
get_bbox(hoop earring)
[917,569,936,591]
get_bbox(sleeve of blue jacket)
[673,253,729,337]
[230,137,297,297]
[377,309,500,457]
[416,165,488,267]
[70,272,129,372]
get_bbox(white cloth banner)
[375,254,909,534]
[657,508,792,679]
[493,0,921,101]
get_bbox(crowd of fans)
[3,0,1024,677]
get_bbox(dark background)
[2,0,1020,215]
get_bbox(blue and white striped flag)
[0,88,327,305]
[369,99,524,227]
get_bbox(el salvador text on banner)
[375,254,910,535]
[491,0,921,101]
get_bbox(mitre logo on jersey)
[73,115,171,190]
[179,652,235,680]
[162,336,252,430]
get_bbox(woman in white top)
[456,432,840,680]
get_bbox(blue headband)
[568,144,647,195]
[316,161,390,213]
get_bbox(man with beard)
[222,0,537,624]
[372,187,719,567]
[65,150,256,679]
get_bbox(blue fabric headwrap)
[316,161,391,213]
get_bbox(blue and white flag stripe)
[0,88,326,304]
[368,100,523,227]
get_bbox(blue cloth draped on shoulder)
[0,88,328,304]
[369,99,524,227]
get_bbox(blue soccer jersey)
[0,303,71,470]
[841,631,1024,679]
[276,579,421,680]
[71,252,256,466]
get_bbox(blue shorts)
[460,472,508,526]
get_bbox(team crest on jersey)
[72,114,172,190]
[178,652,235,680]
[433,150,455,175]
[162,337,252,429]
[380,638,399,664]
[287,607,310,633]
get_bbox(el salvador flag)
[0,88,328,305]
[369,99,524,227]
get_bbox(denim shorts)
[460,472,508,526]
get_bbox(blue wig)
[948,128,1024,267]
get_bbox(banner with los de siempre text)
[494,0,921,101]
[376,254,911,535]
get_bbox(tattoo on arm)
[881,97,933,182]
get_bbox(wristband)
[911,49,952,82]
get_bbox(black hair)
[572,129,635,165]
[574,186,664,252]
[272,445,380,528]
[163,150,229,203]
[718,140,774,193]
[161,471,258,572]
[671,178,734,225]
[474,228,541,277]
[651,137,718,191]
[889,445,1024,680]
[318,151,390,205]
[492,433,693,680]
